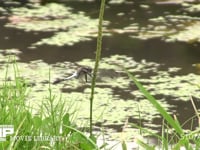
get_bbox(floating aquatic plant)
[5,3,109,46]
[1,50,199,141]
[186,4,200,13]
[116,5,200,44]
[0,7,6,13]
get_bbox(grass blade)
[125,70,183,136]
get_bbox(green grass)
[1,59,200,149]
[1,0,200,149]
[125,68,200,150]
[0,59,99,150]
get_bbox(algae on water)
[0,50,200,140]
[5,3,109,46]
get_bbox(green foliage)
[0,60,99,149]
[121,140,127,150]
[126,69,200,149]
[66,125,98,150]
[126,69,183,136]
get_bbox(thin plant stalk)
[89,0,106,137]
[190,96,200,126]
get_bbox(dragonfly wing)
[64,72,78,80]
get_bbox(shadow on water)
[1,19,200,71]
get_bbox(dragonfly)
[53,66,93,84]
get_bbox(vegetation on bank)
[1,58,200,150]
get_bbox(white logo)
[0,125,14,141]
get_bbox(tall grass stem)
[89,0,105,137]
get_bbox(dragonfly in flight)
[53,66,93,84]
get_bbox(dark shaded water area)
[1,1,200,68]
[1,19,200,72]
[1,0,200,139]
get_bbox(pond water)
[0,0,200,142]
